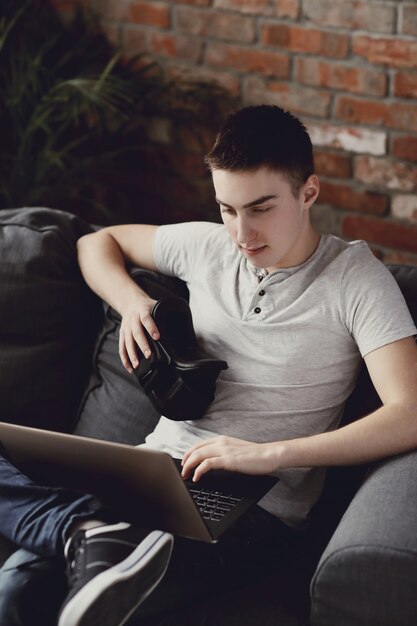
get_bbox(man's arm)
[77,225,160,372]
[181,336,417,481]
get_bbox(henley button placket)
[259,290,265,296]
[254,307,261,314]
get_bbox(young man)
[0,105,416,626]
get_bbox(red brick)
[296,58,387,97]
[216,0,269,12]
[392,136,417,162]
[243,76,331,117]
[130,2,170,28]
[314,151,352,179]
[272,0,300,19]
[393,71,417,99]
[336,95,417,133]
[319,180,388,215]
[353,35,417,69]
[176,6,255,43]
[123,26,151,55]
[354,156,417,192]
[386,102,417,133]
[342,215,417,254]
[213,0,273,15]
[303,0,395,34]
[165,64,240,96]
[173,0,212,5]
[335,96,387,126]
[402,5,417,37]
[205,43,290,77]
[383,250,417,267]
[264,81,331,118]
[261,24,349,58]
[149,32,203,62]
[214,0,299,16]
[90,0,130,20]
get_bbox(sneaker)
[58,522,174,626]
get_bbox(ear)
[302,175,320,208]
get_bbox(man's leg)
[129,504,303,624]
[0,549,66,626]
[58,522,173,626]
[0,449,109,556]
[0,451,174,626]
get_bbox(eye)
[220,206,235,216]
[252,206,271,214]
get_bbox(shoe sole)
[58,530,173,626]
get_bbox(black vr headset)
[133,297,228,421]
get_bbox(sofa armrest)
[310,450,417,626]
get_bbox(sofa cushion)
[0,207,101,431]
[74,269,189,445]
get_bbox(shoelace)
[67,536,86,585]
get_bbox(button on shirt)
[246,266,301,322]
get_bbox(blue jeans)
[0,451,301,625]
[0,449,111,556]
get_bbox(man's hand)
[119,296,160,373]
[77,225,161,374]
[181,435,281,482]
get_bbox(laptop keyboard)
[188,486,243,522]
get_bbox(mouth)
[240,245,267,257]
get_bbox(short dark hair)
[205,105,314,195]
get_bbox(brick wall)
[53,0,417,265]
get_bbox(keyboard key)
[189,484,243,520]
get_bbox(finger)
[140,311,160,342]
[124,330,140,370]
[130,322,152,361]
[118,329,134,373]
[181,452,203,479]
[181,456,203,480]
[191,458,223,482]
[181,437,221,466]
[181,445,221,479]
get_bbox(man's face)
[212,167,319,272]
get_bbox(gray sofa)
[1,207,417,626]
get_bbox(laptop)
[0,422,278,543]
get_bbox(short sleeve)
[341,243,417,358]
[153,221,229,282]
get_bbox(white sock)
[64,519,107,557]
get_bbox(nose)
[236,215,256,246]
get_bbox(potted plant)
[0,0,234,223]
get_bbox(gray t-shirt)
[143,222,416,528]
